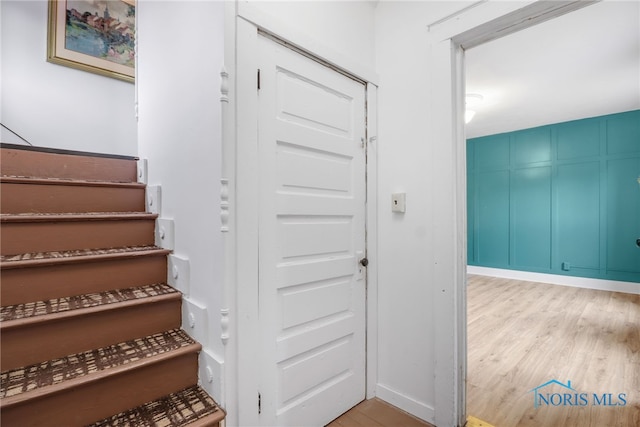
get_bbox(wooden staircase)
[0,144,225,427]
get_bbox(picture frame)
[47,0,135,83]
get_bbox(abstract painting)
[48,0,135,83]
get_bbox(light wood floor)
[327,398,434,427]
[467,275,640,427]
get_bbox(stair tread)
[0,283,178,323]
[89,385,225,427]
[0,245,170,267]
[0,143,139,161]
[0,329,196,399]
[0,212,158,222]
[0,175,144,187]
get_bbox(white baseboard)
[467,266,640,295]
[375,383,435,424]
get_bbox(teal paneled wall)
[467,110,640,283]
[512,166,551,270]
[478,170,510,265]
[556,162,600,271]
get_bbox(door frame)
[428,1,599,425]
[228,7,379,426]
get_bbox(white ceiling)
[465,0,640,139]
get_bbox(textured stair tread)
[0,283,178,323]
[0,175,145,187]
[0,245,170,268]
[0,212,157,222]
[89,385,225,427]
[1,245,166,262]
[0,329,196,399]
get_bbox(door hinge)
[258,392,262,414]
[257,69,261,90]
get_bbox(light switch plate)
[392,193,406,213]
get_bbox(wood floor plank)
[467,275,640,427]
[327,398,433,427]
[354,399,429,427]
[467,415,495,427]
[340,410,386,427]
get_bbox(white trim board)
[467,266,640,295]
[365,83,379,400]
[375,383,435,424]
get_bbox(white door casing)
[257,35,368,426]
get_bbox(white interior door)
[257,35,367,426]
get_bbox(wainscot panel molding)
[467,109,640,284]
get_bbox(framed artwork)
[47,0,135,83]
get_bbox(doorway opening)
[460,2,639,426]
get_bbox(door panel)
[277,72,353,135]
[258,35,367,426]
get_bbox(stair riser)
[1,220,156,256]
[0,183,145,214]
[0,147,137,182]
[1,256,168,306]
[0,352,198,427]
[1,298,181,371]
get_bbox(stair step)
[0,176,146,214]
[90,385,225,427]
[0,144,138,183]
[0,282,177,322]
[1,245,170,269]
[1,329,196,398]
[1,246,170,306]
[0,331,200,427]
[0,212,158,256]
[0,284,182,371]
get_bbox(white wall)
[374,2,437,420]
[374,1,541,425]
[0,0,136,155]
[137,0,225,400]
[240,1,376,76]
